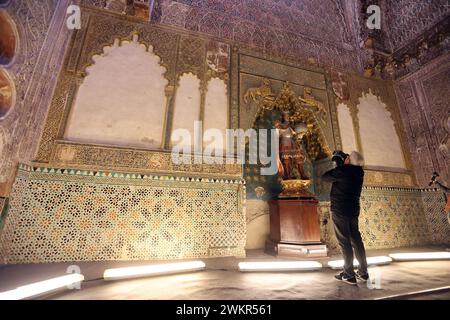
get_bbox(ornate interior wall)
[65,36,169,149]
[0,6,246,263]
[394,54,450,186]
[0,0,72,197]
[0,2,448,262]
[384,0,450,52]
[247,186,450,251]
[146,0,362,73]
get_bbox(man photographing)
[322,151,369,285]
[429,172,450,225]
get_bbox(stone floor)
[0,246,449,300]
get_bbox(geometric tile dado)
[0,164,246,264]
[1,163,446,264]
[420,189,450,245]
[360,187,433,249]
[316,186,447,253]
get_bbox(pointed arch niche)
[357,91,406,169]
[170,73,201,149]
[64,36,168,149]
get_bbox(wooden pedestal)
[265,199,327,258]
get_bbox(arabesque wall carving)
[0,0,70,197]
[394,54,450,187]
[35,7,236,177]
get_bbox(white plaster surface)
[245,214,270,250]
[358,92,406,169]
[337,102,358,153]
[203,78,228,152]
[64,39,168,149]
[170,73,201,149]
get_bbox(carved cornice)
[361,17,450,80]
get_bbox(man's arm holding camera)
[322,167,345,183]
[429,172,450,192]
[322,150,349,183]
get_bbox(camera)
[331,150,349,167]
[429,171,439,186]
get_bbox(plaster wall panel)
[358,92,406,169]
[336,103,357,153]
[170,73,201,149]
[65,39,168,149]
[245,215,270,250]
[203,77,228,152]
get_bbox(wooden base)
[265,239,327,258]
[266,198,327,258]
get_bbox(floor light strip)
[103,261,206,280]
[238,261,322,272]
[0,274,84,300]
[327,256,392,269]
[389,252,450,261]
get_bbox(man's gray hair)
[349,151,365,166]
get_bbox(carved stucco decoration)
[364,170,414,187]
[53,142,242,178]
[147,0,360,72]
[177,35,206,80]
[394,55,450,186]
[32,5,416,187]
[328,73,417,187]
[0,0,70,195]
[78,12,179,81]
[360,15,449,81]
[35,6,239,177]
[439,115,450,158]
[37,8,178,163]
[330,69,350,101]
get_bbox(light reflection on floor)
[52,261,450,300]
[1,247,449,300]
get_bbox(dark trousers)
[332,212,368,278]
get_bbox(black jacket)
[322,165,364,216]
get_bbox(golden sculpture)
[279,179,312,198]
[298,87,328,124]
[246,80,331,161]
[243,78,275,104]
[275,111,309,180]
[245,79,332,198]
